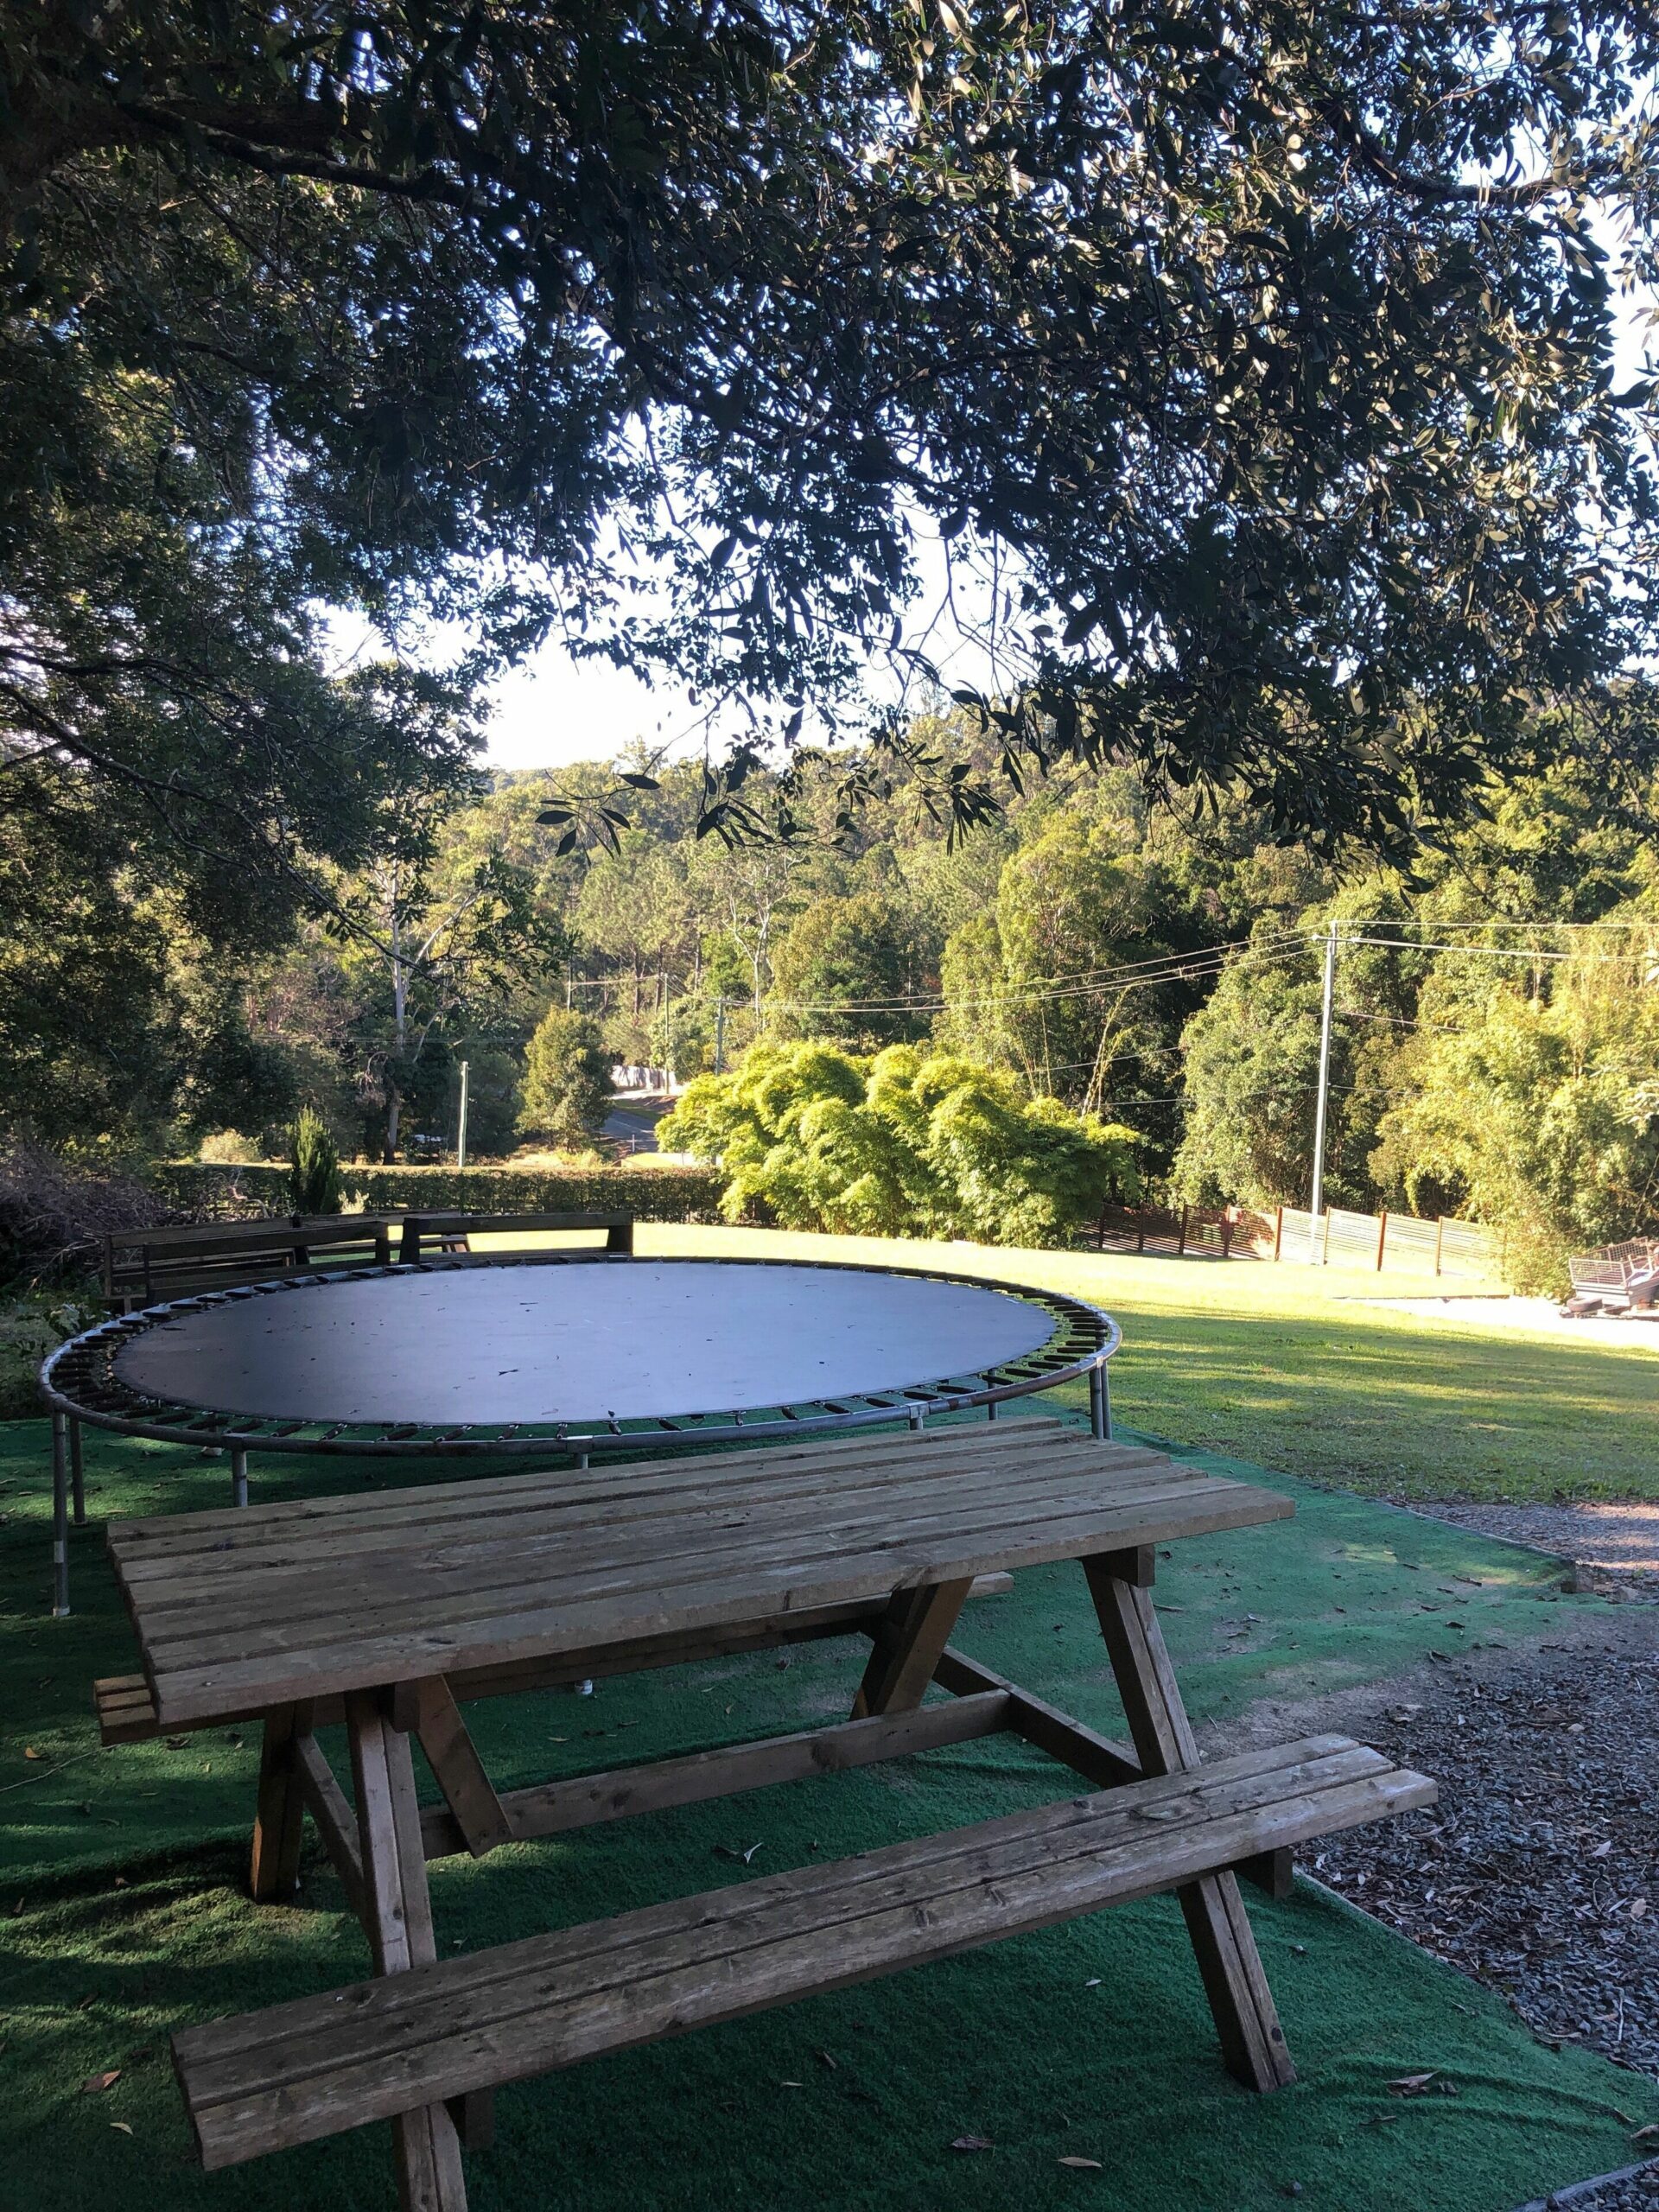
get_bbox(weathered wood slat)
[419,1691,1013,1859]
[125,1459,1208,1654]
[99,1602,885,1745]
[110,1420,1090,1576]
[295,1732,365,1919]
[143,1477,1287,1725]
[181,1734,1388,2080]
[115,1446,1172,1621]
[140,1470,1247,1660]
[176,1736,1434,2169]
[410,1680,512,1859]
[108,1416,1071,1553]
[343,1692,467,2209]
[1085,1554,1295,2091]
[930,1644,1291,1901]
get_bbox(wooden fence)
[1092,1200,1494,1278]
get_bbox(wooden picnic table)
[98,1414,1434,2209]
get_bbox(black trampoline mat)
[110,1260,1059,1427]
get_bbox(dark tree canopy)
[3,0,1658,878]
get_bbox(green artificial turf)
[3,1413,1655,2212]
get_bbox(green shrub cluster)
[0,1288,100,1417]
[153,1160,726,1223]
[288,1107,344,1216]
[659,1042,1140,1247]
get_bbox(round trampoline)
[41,1254,1119,1615]
[43,1254,1118,1453]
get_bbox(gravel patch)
[1205,1609,1659,2206]
[1408,1502,1659,1599]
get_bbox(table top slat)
[110,1423,1291,1726]
[117,1440,1162,1619]
[127,1463,1228,1662]
[107,1416,1074,1553]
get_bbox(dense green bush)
[659,1042,1140,1247]
[0,1288,100,1417]
[518,1007,611,1144]
[153,1160,726,1224]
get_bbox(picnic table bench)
[99,1415,1433,2209]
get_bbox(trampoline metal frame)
[41,1253,1121,1617]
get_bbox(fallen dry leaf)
[22,1746,41,1761]
[1631,1898,1649,1919]
[714,1842,764,1866]
[1058,2156,1103,2170]
[1386,2072,1438,2097]
[110,2122,133,2137]
[815,2049,838,2070]
[1592,1840,1614,1859]
[1084,1977,1103,1989]
[163,1736,188,1751]
[1632,2124,1659,2145]
[81,2070,120,2094]
[950,2135,994,2153]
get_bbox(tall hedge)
[154,1160,727,1224]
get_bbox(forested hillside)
[14,696,1654,1286]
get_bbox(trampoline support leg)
[986,1398,998,1421]
[69,1417,86,1525]
[575,1452,590,1471]
[232,1448,249,1510]
[1090,1363,1112,1442]
[51,1411,70,1618]
[907,1408,924,1433]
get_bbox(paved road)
[603,1093,671,1153]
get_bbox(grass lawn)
[618,1224,1659,1504]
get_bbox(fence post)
[1376,1211,1388,1270]
[1221,1211,1233,1259]
[1136,1213,1146,1253]
[1434,1217,1446,1276]
[1178,1204,1189,1255]
[1097,1204,1108,1252]
[1322,1211,1332,1266]
[1272,1205,1284,1262]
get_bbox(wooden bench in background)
[398,1210,634,1262]
[102,1215,398,1313]
[97,1417,1434,2210]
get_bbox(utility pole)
[456,1059,470,1170]
[714,994,727,1075]
[1308,920,1338,1262]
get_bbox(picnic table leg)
[852,1578,975,1718]
[249,1704,310,1903]
[346,1688,469,2212]
[1084,1554,1296,2092]
[50,1412,71,1618]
